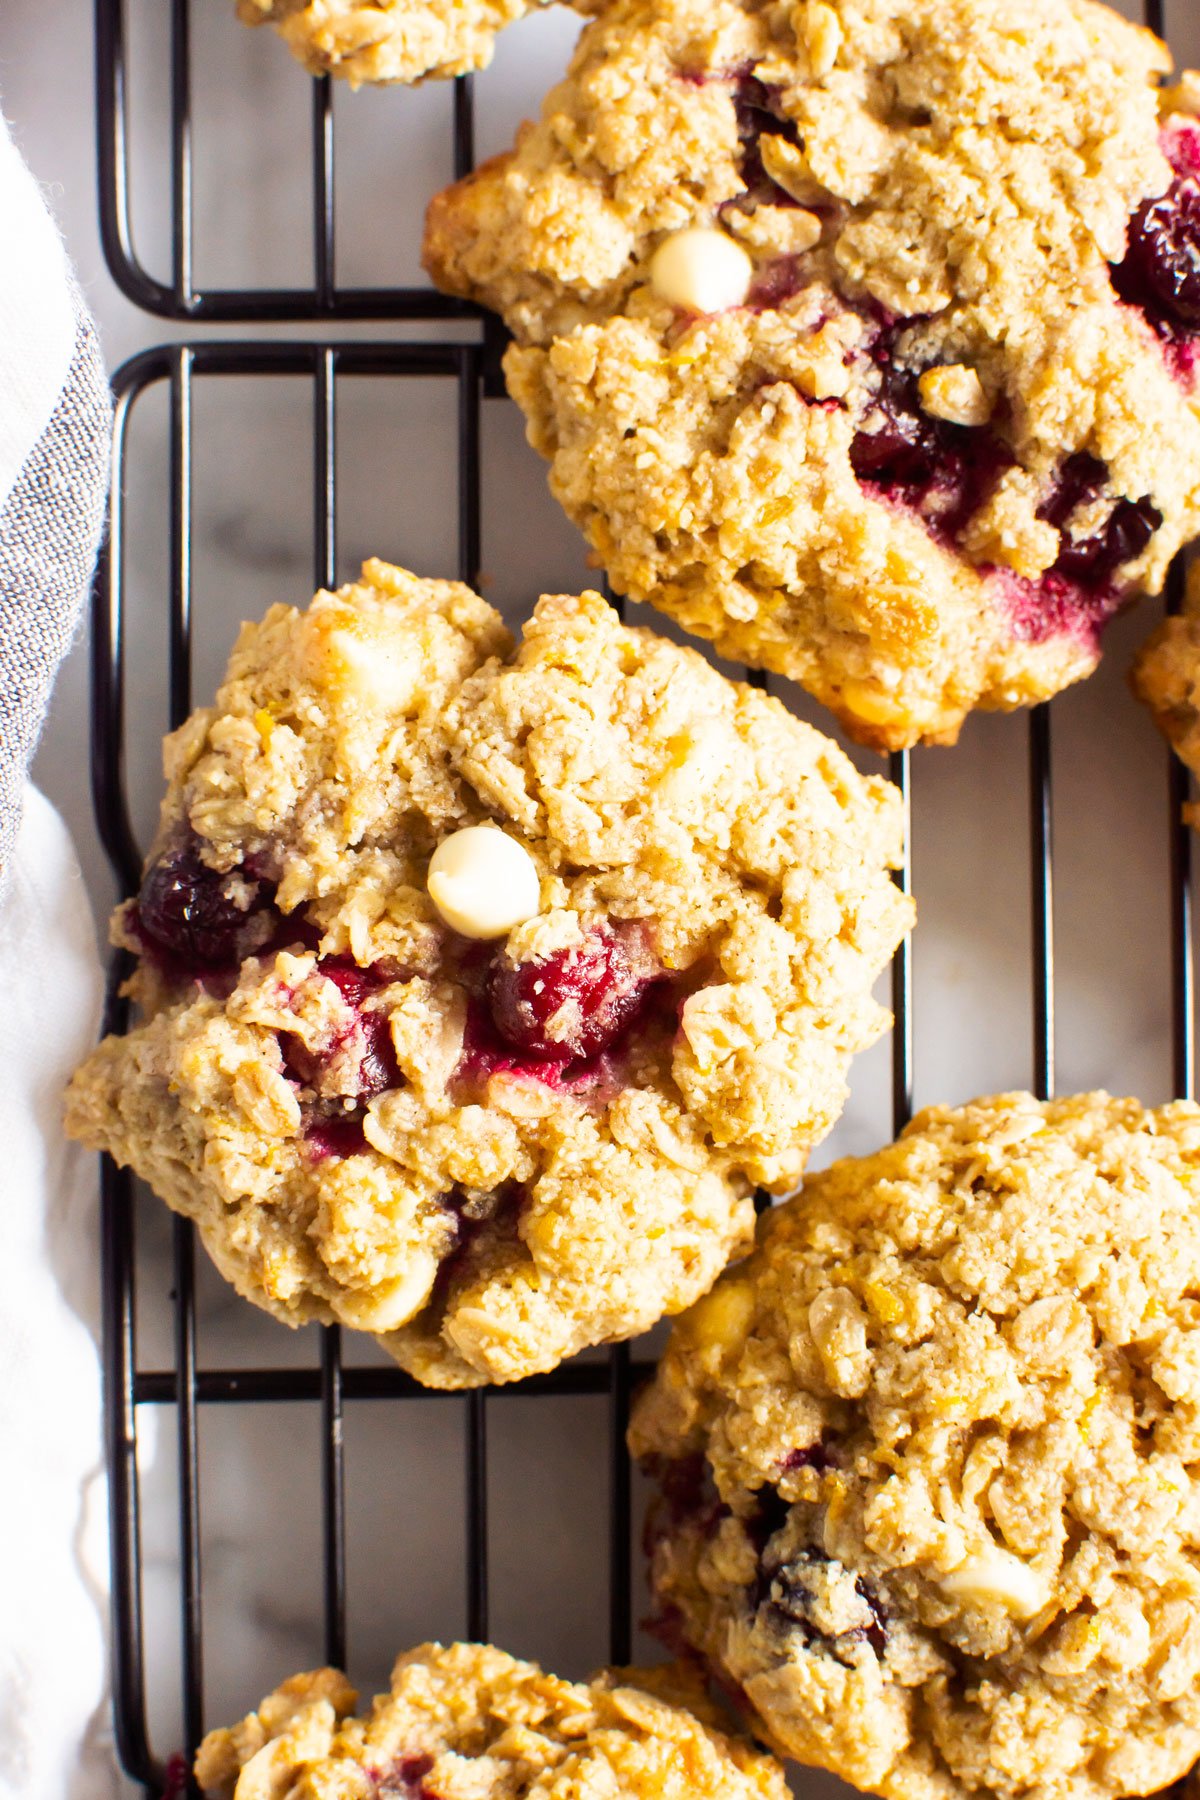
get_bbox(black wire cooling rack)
[90,0,1196,1793]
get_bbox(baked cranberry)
[1052,495,1161,587]
[646,1454,730,1548]
[857,1579,889,1657]
[1038,451,1162,589]
[780,1437,839,1476]
[454,998,572,1090]
[761,1550,889,1659]
[284,957,400,1101]
[1037,450,1107,530]
[423,1184,524,1318]
[850,359,943,489]
[319,958,379,1008]
[1113,177,1200,334]
[997,569,1114,647]
[487,923,661,1063]
[731,72,803,207]
[748,255,807,310]
[135,837,269,969]
[1166,121,1200,182]
[851,346,1011,536]
[374,1753,439,1798]
[303,1114,369,1160]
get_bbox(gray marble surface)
[3,0,1200,1790]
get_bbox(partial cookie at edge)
[631,1090,1200,1800]
[424,0,1200,748]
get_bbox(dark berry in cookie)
[1113,178,1200,334]
[135,837,269,971]
[732,72,803,208]
[487,922,661,1062]
[280,957,401,1105]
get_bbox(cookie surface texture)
[630,1091,1200,1800]
[193,1643,791,1798]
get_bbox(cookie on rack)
[236,0,576,86]
[1132,560,1200,814]
[630,1091,1200,1800]
[424,0,1200,750]
[65,560,911,1388]
[194,1642,789,1798]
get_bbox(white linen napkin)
[0,788,113,1800]
[0,103,117,1800]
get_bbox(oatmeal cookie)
[1132,559,1200,817]
[424,0,1200,749]
[236,0,576,86]
[630,1091,1200,1800]
[65,560,910,1388]
[193,1642,789,1798]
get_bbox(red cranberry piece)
[997,568,1115,648]
[851,347,1012,537]
[731,72,803,208]
[355,1017,400,1099]
[780,1437,838,1476]
[654,1454,729,1539]
[1052,495,1162,588]
[748,255,807,311]
[376,1754,437,1798]
[285,957,400,1101]
[1037,451,1162,590]
[1113,177,1200,334]
[762,1550,889,1659]
[487,923,660,1063]
[318,956,380,1011]
[136,837,267,968]
[304,1114,369,1161]
[454,998,577,1090]
[1037,450,1107,530]
[850,360,944,490]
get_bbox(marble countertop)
[3,0,1199,1791]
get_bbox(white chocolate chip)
[808,1287,871,1398]
[427,826,541,940]
[325,625,417,710]
[917,365,992,428]
[684,1279,757,1360]
[649,228,753,315]
[941,1548,1047,1618]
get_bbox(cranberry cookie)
[630,1091,1200,1800]
[65,560,910,1388]
[1132,559,1200,814]
[425,0,1200,749]
[194,1642,788,1799]
[236,0,576,85]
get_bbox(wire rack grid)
[91,0,1195,1795]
